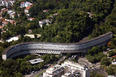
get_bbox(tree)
[108,51,116,57]
[106,67,115,75]
[14,13,18,19]
[107,41,114,49]
[86,55,96,63]
[100,57,111,66]
[91,71,105,77]
[5,14,10,19]
[102,46,106,51]
[14,72,23,77]
[1,31,11,40]
[0,59,19,77]
[24,55,31,61]
[88,46,100,56]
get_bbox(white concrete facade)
[61,61,90,77]
[20,1,32,8]
[43,61,90,77]
[43,65,64,77]
[39,19,51,28]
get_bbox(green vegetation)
[86,46,106,63]
[1,0,114,43]
[108,51,116,57]
[89,0,116,39]
[106,67,115,75]
[91,72,105,77]
[35,70,46,77]
[100,57,111,66]
[0,54,61,77]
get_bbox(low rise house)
[39,19,51,28]
[9,20,16,25]
[28,18,35,21]
[43,10,49,12]
[24,6,32,16]
[0,17,5,22]
[1,0,15,8]
[6,35,19,42]
[1,8,8,13]
[112,55,116,64]
[2,20,8,26]
[7,10,15,18]
[20,1,32,8]
[0,26,3,29]
[20,2,25,7]
[87,12,94,18]
[24,34,41,38]
[0,12,2,17]
[2,19,16,26]
[0,1,3,6]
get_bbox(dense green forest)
[29,0,113,43]
[4,0,113,43]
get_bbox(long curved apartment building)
[2,32,113,60]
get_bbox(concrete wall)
[2,32,113,60]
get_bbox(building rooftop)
[29,58,44,64]
[25,6,32,10]
[46,65,64,74]
[6,36,19,42]
[21,2,25,4]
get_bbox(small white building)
[6,36,19,42]
[7,10,15,18]
[29,58,44,64]
[39,19,51,28]
[1,8,8,13]
[28,18,35,21]
[24,34,41,38]
[24,6,32,16]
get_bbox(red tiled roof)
[112,55,116,57]
[28,18,35,20]
[25,6,32,10]
[2,20,8,24]
[43,10,49,12]
[9,20,16,25]
[21,2,25,4]
[1,8,8,12]
[0,18,5,21]
[0,26,3,28]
